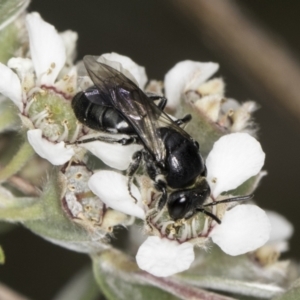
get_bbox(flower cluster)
[0,12,274,278]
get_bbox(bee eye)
[168,192,191,220]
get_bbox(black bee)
[72,56,250,223]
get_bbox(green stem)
[0,101,20,133]
[0,140,35,181]
[0,196,43,221]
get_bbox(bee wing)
[83,55,168,162]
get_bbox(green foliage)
[0,245,4,264]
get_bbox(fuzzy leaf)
[0,195,43,221]
[177,246,287,299]
[228,172,267,196]
[273,279,300,300]
[0,0,29,63]
[0,139,35,182]
[23,169,107,253]
[0,0,29,30]
[92,248,237,300]
[0,99,20,132]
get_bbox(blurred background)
[1,0,300,299]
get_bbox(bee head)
[167,179,211,221]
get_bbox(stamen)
[32,110,49,127]
[179,223,189,242]
[57,121,69,142]
[191,218,197,238]
[200,217,210,236]
[160,221,174,235]
[69,122,82,143]
[24,97,36,115]
[152,207,165,224]
[186,223,191,239]
[27,87,44,98]
[167,231,174,239]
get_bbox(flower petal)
[80,140,143,170]
[136,236,194,277]
[210,204,271,256]
[206,133,265,197]
[88,171,145,219]
[27,129,74,165]
[164,60,219,110]
[8,58,35,93]
[266,210,293,243]
[0,63,23,111]
[101,52,148,89]
[7,58,33,81]
[59,30,78,66]
[26,12,66,85]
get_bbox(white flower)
[88,171,145,219]
[89,132,270,276]
[60,30,78,68]
[0,63,23,111]
[101,52,148,89]
[0,12,77,165]
[80,140,143,171]
[209,204,271,256]
[205,133,270,255]
[26,12,66,86]
[136,236,194,277]
[265,210,293,253]
[164,60,257,135]
[206,132,265,198]
[27,129,75,166]
[164,60,219,110]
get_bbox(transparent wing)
[83,55,165,161]
[83,55,193,162]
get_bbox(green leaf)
[177,246,286,299]
[53,267,101,300]
[273,279,300,300]
[0,0,29,31]
[228,172,266,196]
[0,139,35,182]
[92,248,237,300]
[24,169,107,253]
[0,99,20,132]
[0,245,5,264]
[0,195,43,221]
[0,0,29,63]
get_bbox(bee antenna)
[202,194,254,207]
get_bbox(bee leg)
[116,137,137,145]
[146,93,168,110]
[76,136,136,145]
[126,151,142,203]
[175,114,192,126]
[156,97,167,111]
[197,208,221,224]
[155,180,168,210]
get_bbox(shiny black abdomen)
[159,127,205,188]
[72,86,134,134]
